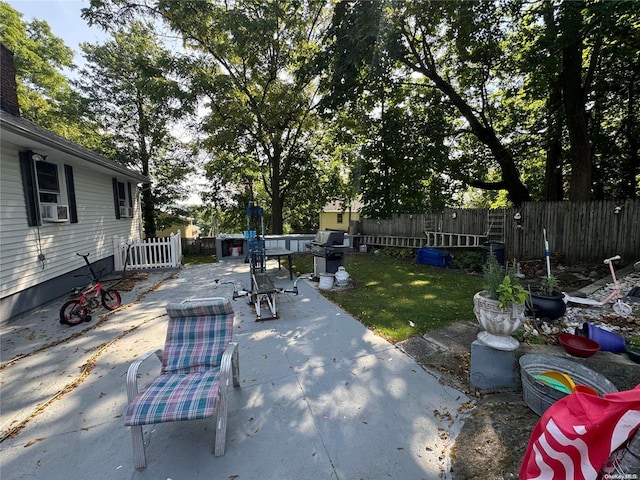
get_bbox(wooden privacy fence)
[113,232,183,270]
[358,200,640,263]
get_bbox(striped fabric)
[125,371,220,425]
[125,298,234,427]
[163,299,234,374]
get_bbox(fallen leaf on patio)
[23,437,46,447]
[229,475,239,480]
[397,447,404,451]
[114,414,122,418]
[312,451,317,456]
[99,392,105,398]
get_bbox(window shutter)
[19,150,40,227]
[64,165,78,223]
[112,177,121,219]
[127,182,133,210]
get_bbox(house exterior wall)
[319,210,360,231]
[0,140,144,323]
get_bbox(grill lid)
[313,230,345,246]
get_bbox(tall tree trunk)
[142,188,156,239]
[622,75,639,199]
[559,1,592,201]
[268,148,284,234]
[542,2,564,201]
[545,82,565,201]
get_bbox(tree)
[514,0,640,201]
[76,21,195,238]
[321,1,532,206]
[0,1,91,143]
[323,0,640,207]
[83,0,335,235]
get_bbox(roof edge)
[1,111,148,183]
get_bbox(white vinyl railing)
[113,232,182,270]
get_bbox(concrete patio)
[1,258,471,479]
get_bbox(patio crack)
[0,272,176,442]
[0,271,177,370]
[0,310,167,443]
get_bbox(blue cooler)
[417,248,451,267]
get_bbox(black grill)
[311,230,350,276]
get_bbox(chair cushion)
[166,299,234,318]
[125,370,220,426]
[163,299,234,374]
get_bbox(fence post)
[113,235,123,271]
[169,232,176,267]
[176,231,182,266]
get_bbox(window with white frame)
[19,150,78,226]
[36,160,61,204]
[116,180,133,218]
[35,160,70,223]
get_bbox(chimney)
[1,43,20,116]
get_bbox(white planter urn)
[473,290,525,351]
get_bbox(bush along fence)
[356,200,640,264]
[113,232,183,270]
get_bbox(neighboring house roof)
[0,109,148,183]
[323,199,364,213]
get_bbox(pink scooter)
[563,255,633,316]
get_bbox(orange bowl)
[559,334,600,358]
[574,385,600,396]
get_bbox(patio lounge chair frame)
[124,297,240,469]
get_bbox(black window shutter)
[112,177,120,219]
[64,165,78,223]
[19,150,40,227]
[127,182,133,209]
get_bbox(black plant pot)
[526,290,567,320]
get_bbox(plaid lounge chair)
[124,297,239,469]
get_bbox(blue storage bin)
[417,248,451,267]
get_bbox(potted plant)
[473,255,529,351]
[626,335,640,364]
[525,275,567,320]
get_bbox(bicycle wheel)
[101,289,121,310]
[60,300,88,325]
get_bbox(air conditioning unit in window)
[119,206,133,218]
[41,204,69,223]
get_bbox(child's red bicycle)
[59,253,122,326]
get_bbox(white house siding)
[0,141,143,320]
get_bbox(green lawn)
[291,252,484,343]
[182,254,217,265]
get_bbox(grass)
[291,252,484,343]
[182,254,217,265]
